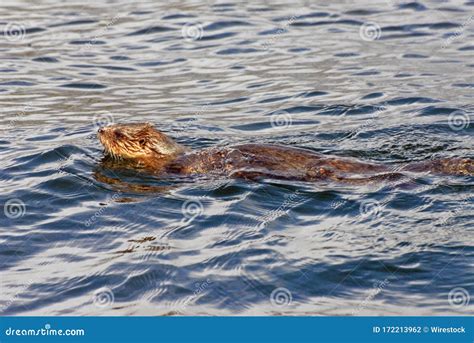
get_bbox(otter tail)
[403,158,474,176]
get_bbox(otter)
[97,122,474,183]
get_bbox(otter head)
[98,122,184,160]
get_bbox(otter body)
[168,144,389,181]
[98,123,474,183]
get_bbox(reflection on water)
[0,0,473,315]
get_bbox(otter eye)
[139,138,146,146]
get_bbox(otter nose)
[98,128,105,134]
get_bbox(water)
[1,0,473,316]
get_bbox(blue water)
[0,0,473,315]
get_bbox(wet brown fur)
[98,123,474,183]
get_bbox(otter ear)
[137,125,152,136]
[114,130,126,139]
[139,138,147,146]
